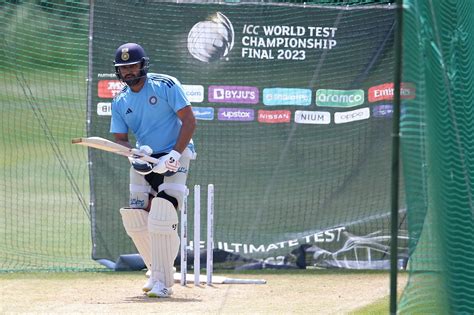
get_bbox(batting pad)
[159,147,194,211]
[120,208,152,270]
[148,198,180,287]
[129,167,152,209]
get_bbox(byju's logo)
[183,85,204,103]
[218,108,254,121]
[316,89,364,107]
[209,86,259,104]
[192,107,214,120]
[187,12,235,63]
[263,88,311,106]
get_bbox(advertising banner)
[89,1,407,270]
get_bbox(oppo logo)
[334,108,370,124]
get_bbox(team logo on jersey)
[149,96,158,105]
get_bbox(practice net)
[1,0,405,273]
[6,1,474,313]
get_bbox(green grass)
[350,296,390,314]
[0,66,94,271]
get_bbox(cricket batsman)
[110,43,196,298]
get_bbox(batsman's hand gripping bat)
[71,137,159,164]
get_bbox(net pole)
[390,0,404,314]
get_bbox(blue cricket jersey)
[110,73,191,153]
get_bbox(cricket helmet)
[114,43,150,85]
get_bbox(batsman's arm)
[174,106,196,154]
[113,133,132,149]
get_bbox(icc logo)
[187,12,235,63]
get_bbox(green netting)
[398,0,474,313]
[1,0,402,273]
[89,0,403,270]
[5,0,474,313]
[0,1,100,271]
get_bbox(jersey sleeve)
[167,78,191,112]
[109,99,128,134]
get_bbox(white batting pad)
[159,147,193,211]
[119,208,151,270]
[129,167,152,209]
[148,198,180,287]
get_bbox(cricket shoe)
[147,281,173,298]
[142,277,156,292]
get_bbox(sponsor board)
[98,80,124,98]
[183,84,204,103]
[334,107,370,124]
[192,107,214,120]
[294,110,330,124]
[263,88,311,106]
[368,82,416,102]
[97,102,111,116]
[316,89,365,107]
[209,85,259,104]
[372,104,393,117]
[258,110,291,123]
[218,108,255,121]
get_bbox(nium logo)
[258,110,291,123]
[316,89,364,107]
[218,108,254,121]
[183,84,204,103]
[97,102,111,116]
[98,80,125,98]
[334,107,370,124]
[192,107,214,120]
[209,86,259,104]
[368,83,416,102]
[263,88,311,106]
[294,110,330,124]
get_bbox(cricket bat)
[71,137,159,164]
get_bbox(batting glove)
[131,145,153,156]
[129,145,154,175]
[152,150,181,175]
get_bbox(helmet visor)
[114,60,142,67]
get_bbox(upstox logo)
[316,89,364,107]
[263,88,311,106]
[218,108,254,121]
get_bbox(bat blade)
[72,137,158,164]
